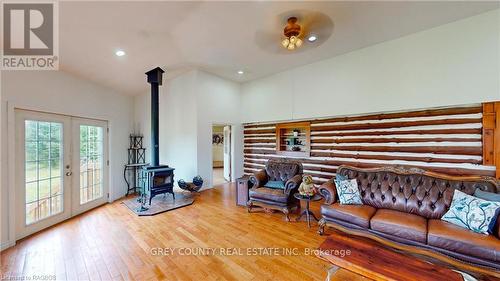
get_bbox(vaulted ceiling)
[58,1,499,95]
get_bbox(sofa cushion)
[334,176,363,205]
[428,219,500,262]
[441,190,500,234]
[370,209,427,243]
[249,187,287,204]
[321,203,376,228]
[474,189,500,202]
[264,180,285,189]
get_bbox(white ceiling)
[58,1,499,95]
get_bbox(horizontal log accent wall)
[243,105,497,184]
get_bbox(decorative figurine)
[298,175,316,197]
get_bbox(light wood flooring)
[212,168,228,186]
[1,183,368,281]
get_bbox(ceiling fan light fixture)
[281,38,290,48]
[282,17,303,51]
[295,37,303,47]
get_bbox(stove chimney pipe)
[145,67,165,167]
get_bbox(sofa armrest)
[318,179,337,204]
[249,169,267,188]
[285,174,302,195]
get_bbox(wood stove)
[140,67,175,206]
[142,165,174,205]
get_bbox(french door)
[15,110,109,239]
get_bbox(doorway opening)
[212,124,231,186]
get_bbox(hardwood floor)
[1,183,366,281]
[212,168,228,186]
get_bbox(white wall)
[194,71,242,188]
[160,71,199,186]
[241,9,500,123]
[134,70,243,189]
[1,70,133,249]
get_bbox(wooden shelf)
[275,121,311,157]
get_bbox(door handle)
[66,171,73,176]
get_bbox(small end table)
[294,193,322,228]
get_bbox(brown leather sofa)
[248,159,303,221]
[318,165,500,271]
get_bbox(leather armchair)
[247,160,303,221]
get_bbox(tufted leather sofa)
[247,159,303,221]
[318,165,500,271]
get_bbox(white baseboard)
[0,240,15,251]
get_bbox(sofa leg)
[283,208,290,222]
[318,218,326,235]
[247,201,253,213]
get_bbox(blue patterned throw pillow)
[441,189,500,235]
[264,180,285,189]
[334,175,363,205]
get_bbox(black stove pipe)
[145,67,165,167]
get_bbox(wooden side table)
[236,176,251,207]
[294,193,322,228]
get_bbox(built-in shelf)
[275,121,311,157]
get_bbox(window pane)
[26,161,37,182]
[26,202,38,224]
[38,198,50,220]
[39,160,50,179]
[51,177,61,195]
[38,179,50,200]
[51,195,62,214]
[38,122,50,140]
[50,142,60,159]
[38,141,50,160]
[25,121,37,141]
[50,123,61,141]
[25,141,37,161]
[80,142,88,158]
[26,182,38,203]
[50,159,61,178]
[80,188,88,204]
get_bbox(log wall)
[243,104,497,184]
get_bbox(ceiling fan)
[255,10,334,54]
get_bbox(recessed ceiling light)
[237,70,244,75]
[307,35,318,42]
[115,50,125,57]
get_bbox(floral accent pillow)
[441,189,500,235]
[334,175,363,205]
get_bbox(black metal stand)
[124,163,149,196]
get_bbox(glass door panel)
[16,110,72,240]
[24,121,64,224]
[79,125,104,204]
[72,118,108,215]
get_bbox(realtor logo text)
[2,2,58,70]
